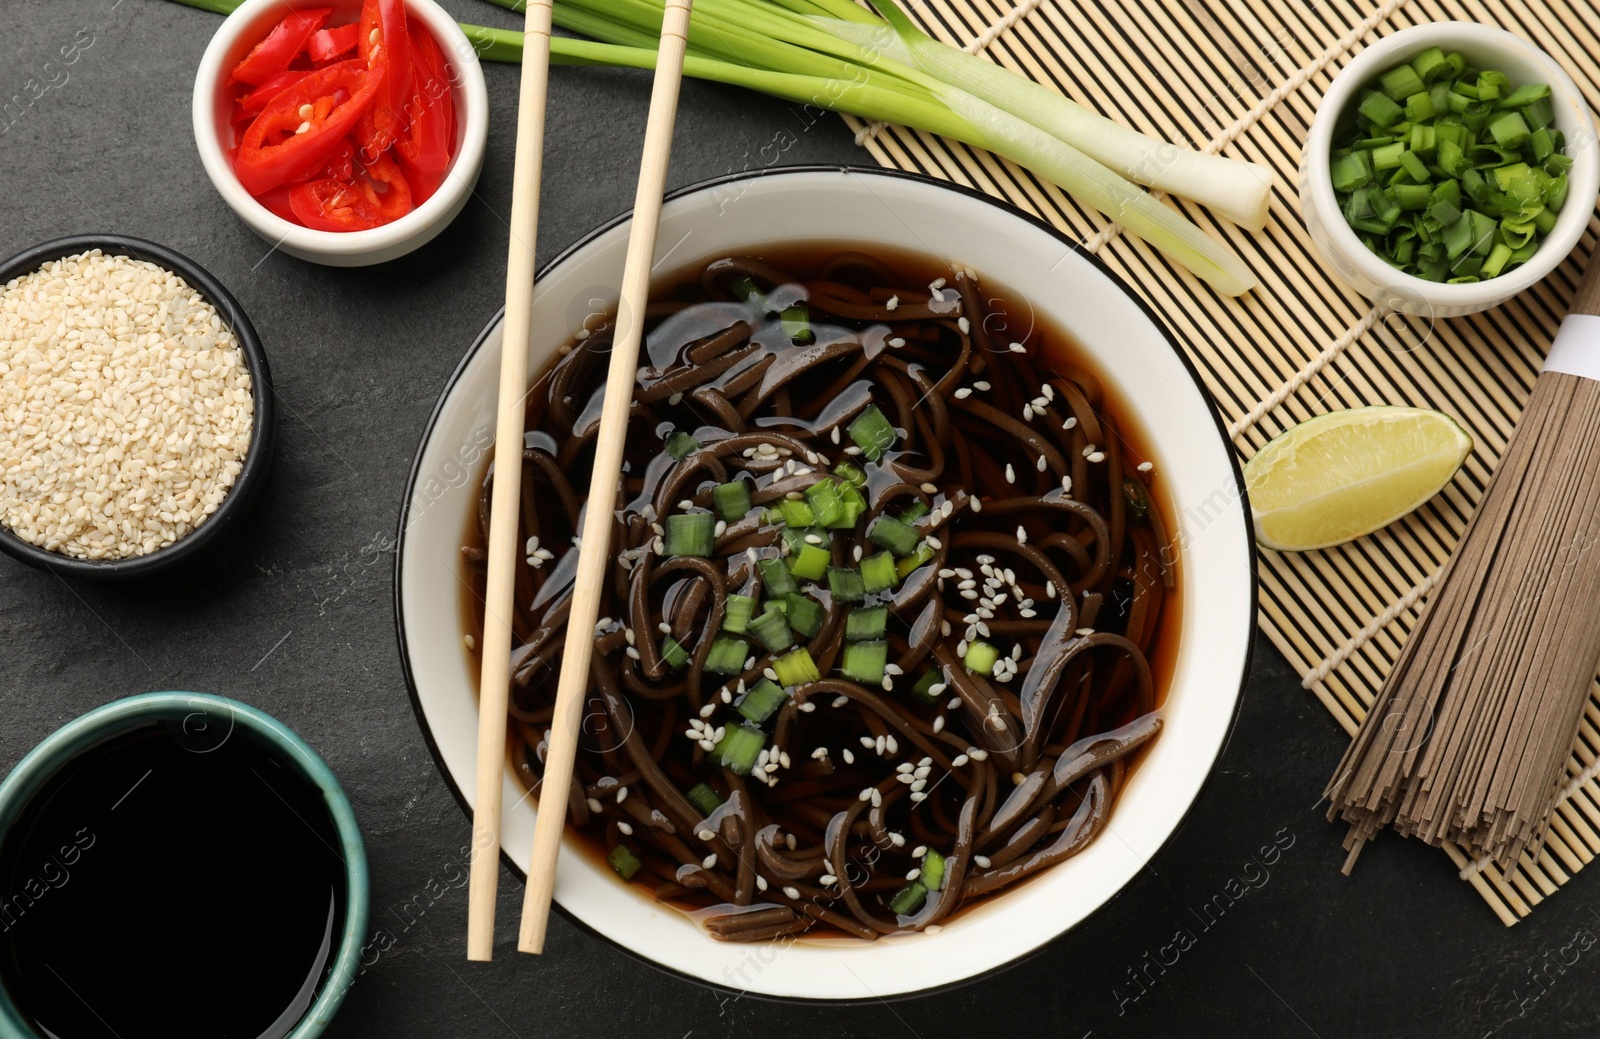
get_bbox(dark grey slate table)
[3,1,1598,1035]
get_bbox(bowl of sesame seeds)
[0,235,275,580]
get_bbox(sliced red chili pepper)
[286,152,413,231]
[255,186,300,223]
[354,0,413,157]
[288,179,382,231]
[403,165,446,206]
[236,69,310,116]
[358,152,415,223]
[228,8,332,86]
[233,60,380,195]
[396,21,454,175]
[288,139,355,185]
[307,23,360,65]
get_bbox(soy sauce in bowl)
[0,707,355,1039]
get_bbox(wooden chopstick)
[466,0,556,964]
[517,0,698,955]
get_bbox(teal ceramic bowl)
[0,692,369,1039]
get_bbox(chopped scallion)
[788,542,831,582]
[661,636,690,670]
[664,513,715,557]
[714,724,767,775]
[773,647,821,686]
[608,844,643,881]
[860,551,899,594]
[964,640,1000,676]
[869,514,921,556]
[896,541,938,580]
[845,605,889,641]
[888,882,928,916]
[784,593,826,638]
[714,480,753,523]
[736,678,790,724]
[723,594,757,634]
[847,404,897,463]
[758,558,799,597]
[665,431,701,461]
[841,640,889,685]
[921,849,947,891]
[686,782,723,817]
[747,609,796,654]
[780,303,814,344]
[705,635,750,675]
[827,566,867,603]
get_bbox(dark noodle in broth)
[463,249,1175,942]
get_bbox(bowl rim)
[189,0,491,260]
[0,691,369,1039]
[0,234,276,581]
[391,164,1258,1003]
[1300,21,1600,306]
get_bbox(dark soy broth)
[461,244,1182,941]
[0,722,347,1038]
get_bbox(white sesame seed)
[859,787,874,802]
[906,868,922,881]
[974,855,992,868]
[626,646,642,660]
[926,536,942,550]
[587,798,604,814]
[886,295,900,310]
[970,497,983,513]
[618,822,634,835]
[843,748,855,764]
[1076,627,1094,636]
[799,701,816,713]
[954,387,972,400]
[617,787,629,803]
[890,833,906,848]
[1036,455,1048,472]
[1022,404,1034,421]
[952,754,969,767]
[1009,342,1026,353]
[762,669,778,683]
[830,426,841,444]
[1089,451,1105,463]
[860,736,876,750]
[974,380,991,391]
[947,696,961,710]
[1017,525,1028,545]
[910,791,927,802]
[1138,461,1154,472]
[889,336,906,348]
[1004,464,1015,484]
[703,854,719,869]
[756,875,769,892]
[697,828,716,841]
[969,748,989,761]
[820,874,837,885]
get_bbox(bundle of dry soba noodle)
[1326,264,1600,874]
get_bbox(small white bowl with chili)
[191,0,489,267]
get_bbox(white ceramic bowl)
[395,168,1256,1000]
[191,0,489,266]
[1301,23,1598,317]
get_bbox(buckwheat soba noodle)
[463,249,1176,942]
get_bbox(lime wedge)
[1244,406,1472,551]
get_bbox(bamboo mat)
[836,0,1600,924]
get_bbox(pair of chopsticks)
[467,0,697,959]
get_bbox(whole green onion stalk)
[168,0,1260,295]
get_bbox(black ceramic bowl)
[0,235,275,581]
